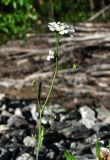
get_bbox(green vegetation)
[0,0,110,39]
[96,141,103,160]
[64,150,77,160]
[0,0,37,37]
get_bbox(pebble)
[0,93,5,101]
[96,107,110,121]
[23,136,35,147]
[16,153,34,160]
[15,108,23,117]
[79,106,96,128]
[0,125,9,134]
[7,115,28,128]
[0,98,110,160]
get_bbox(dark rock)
[7,115,28,129]
[45,144,60,160]
[44,131,66,145]
[76,154,95,160]
[60,110,81,122]
[0,147,11,160]
[55,120,94,140]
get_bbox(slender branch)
[88,5,110,21]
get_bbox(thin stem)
[36,111,41,160]
[41,33,59,114]
[41,57,58,113]
[36,33,60,160]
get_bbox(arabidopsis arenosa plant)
[47,50,55,61]
[48,22,75,36]
[35,22,75,160]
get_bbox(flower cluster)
[47,22,75,61]
[47,50,55,61]
[48,22,75,36]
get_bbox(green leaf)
[95,141,102,160]
[13,2,17,9]
[19,0,24,6]
[64,150,77,160]
[38,126,44,151]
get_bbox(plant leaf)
[96,141,102,160]
[38,126,44,151]
[64,150,77,160]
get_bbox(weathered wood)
[88,5,110,21]
[0,22,110,108]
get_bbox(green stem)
[41,33,59,114]
[36,111,41,160]
[36,33,60,160]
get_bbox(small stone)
[0,104,6,111]
[103,117,110,124]
[96,108,110,121]
[55,120,92,139]
[16,153,34,160]
[79,106,96,128]
[70,142,77,150]
[0,125,9,134]
[30,103,38,122]
[0,147,11,159]
[52,104,66,114]
[1,110,12,117]
[46,150,55,159]
[43,107,53,116]
[41,116,49,125]
[7,115,28,128]
[15,108,23,117]
[0,93,5,101]
[23,136,35,147]
[80,118,96,129]
[79,106,96,120]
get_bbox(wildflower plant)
[32,22,75,160]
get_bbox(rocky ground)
[0,23,110,160]
[1,94,110,160]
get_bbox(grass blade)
[96,141,102,160]
[64,150,77,160]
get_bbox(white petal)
[49,27,55,31]
[47,56,50,61]
[59,30,65,35]
[49,50,54,55]
[60,26,65,30]
[64,30,68,34]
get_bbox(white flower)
[47,50,55,61]
[48,22,75,36]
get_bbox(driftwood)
[88,5,110,21]
[0,22,110,107]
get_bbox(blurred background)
[0,1,110,160]
[0,0,110,105]
[0,0,110,38]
